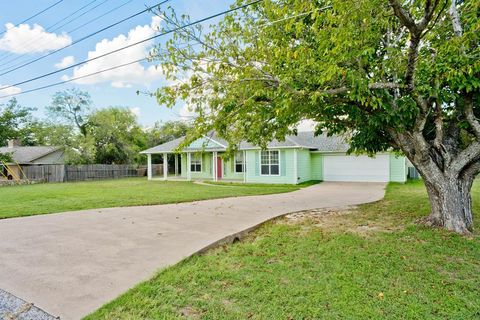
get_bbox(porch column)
[187,152,192,181]
[243,150,247,183]
[163,153,168,180]
[213,151,217,182]
[174,154,178,176]
[147,154,152,180]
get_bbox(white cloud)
[130,107,141,116]
[296,119,317,132]
[0,23,71,54]
[65,16,163,88]
[112,81,132,88]
[55,56,75,69]
[0,85,22,99]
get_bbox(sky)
[0,0,233,127]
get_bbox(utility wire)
[0,0,104,66]
[0,0,65,36]
[0,0,263,92]
[0,0,172,77]
[0,0,132,71]
[0,58,147,99]
[67,0,133,35]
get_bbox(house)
[0,139,64,180]
[140,132,407,184]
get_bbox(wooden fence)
[19,164,164,183]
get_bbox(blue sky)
[0,0,231,127]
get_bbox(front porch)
[146,151,247,183]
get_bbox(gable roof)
[141,131,350,154]
[0,146,62,164]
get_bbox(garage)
[323,154,390,182]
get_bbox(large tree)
[87,107,147,164]
[47,88,92,137]
[153,0,479,234]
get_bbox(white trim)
[202,135,227,148]
[190,153,202,172]
[293,149,298,184]
[141,146,313,154]
[187,153,192,181]
[147,154,152,180]
[213,151,217,181]
[243,150,247,183]
[259,150,281,176]
[234,151,245,174]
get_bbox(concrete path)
[0,182,385,319]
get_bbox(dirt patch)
[283,206,403,235]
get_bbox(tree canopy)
[153,0,479,233]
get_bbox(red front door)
[216,157,222,180]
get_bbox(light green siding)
[389,154,407,182]
[245,149,296,184]
[222,155,244,181]
[297,149,312,183]
[310,153,323,180]
[180,153,214,179]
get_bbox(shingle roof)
[0,146,61,164]
[141,131,350,154]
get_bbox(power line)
[66,0,133,36]
[0,0,65,36]
[0,58,147,99]
[0,0,263,92]
[0,0,264,97]
[0,0,104,66]
[0,0,132,71]
[0,0,171,77]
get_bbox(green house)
[140,132,407,184]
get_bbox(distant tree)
[87,107,147,164]
[0,98,35,147]
[146,120,191,147]
[47,88,92,137]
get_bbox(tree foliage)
[46,88,92,137]
[152,0,479,233]
[87,107,147,164]
[0,98,34,147]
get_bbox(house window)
[235,151,245,173]
[260,150,279,175]
[190,154,202,172]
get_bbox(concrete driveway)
[0,182,385,319]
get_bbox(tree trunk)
[422,175,474,234]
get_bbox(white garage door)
[323,154,390,182]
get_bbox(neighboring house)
[0,139,64,180]
[140,132,407,184]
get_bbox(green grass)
[0,178,301,219]
[86,180,480,320]
[204,180,321,188]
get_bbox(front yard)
[0,178,302,219]
[86,180,479,319]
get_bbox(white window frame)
[234,151,245,173]
[190,153,202,172]
[259,150,280,176]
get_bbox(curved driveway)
[0,182,385,319]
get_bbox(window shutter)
[255,151,259,176]
[231,156,234,174]
[281,150,286,176]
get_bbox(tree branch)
[464,93,480,139]
[449,0,463,37]
[316,82,402,95]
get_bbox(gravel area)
[0,289,57,320]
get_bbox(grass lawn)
[86,180,480,319]
[0,178,302,219]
